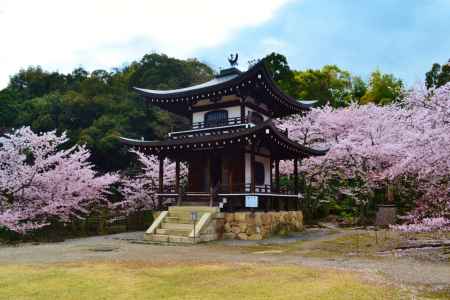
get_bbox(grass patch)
[418,287,450,300]
[0,262,407,300]
[233,230,450,260]
[296,231,403,258]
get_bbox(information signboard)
[245,195,258,208]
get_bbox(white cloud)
[261,37,288,53]
[0,0,293,89]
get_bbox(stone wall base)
[217,211,304,240]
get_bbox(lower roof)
[120,121,327,160]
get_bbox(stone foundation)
[217,211,304,240]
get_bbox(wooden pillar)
[269,158,273,211]
[240,100,246,124]
[274,159,281,211]
[208,153,214,207]
[175,160,181,205]
[275,160,280,192]
[250,146,256,193]
[158,155,164,193]
[269,158,273,190]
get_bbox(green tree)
[262,52,298,97]
[129,53,213,90]
[0,89,19,130]
[8,66,67,101]
[425,59,450,89]
[351,76,367,103]
[293,65,353,107]
[360,70,403,105]
[1,53,214,172]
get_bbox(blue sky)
[199,0,450,85]
[1,0,449,88]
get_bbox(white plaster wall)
[192,105,241,124]
[245,107,269,121]
[245,153,271,187]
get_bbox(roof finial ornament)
[228,53,239,67]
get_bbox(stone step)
[143,205,221,244]
[164,216,192,224]
[166,215,200,224]
[144,233,217,244]
[166,228,192,236]
[154,227,190,236]
[159,223,194,236]
[161,222,194,231]
[168,205,219,214]
[155,228,169,235]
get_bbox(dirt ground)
[1,228,449,297]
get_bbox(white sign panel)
[245,195,258,208]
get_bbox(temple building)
[120,58,326,242]
[121,59,326,243]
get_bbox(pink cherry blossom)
[278,83,450,229]
[0,127,118,233]
[117,150,187,213]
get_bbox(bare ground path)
[1,229,449,295]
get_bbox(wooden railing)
[218,184,293,194]
[191,117,244,130]
[158,184,295,195]
[159,184,177,194]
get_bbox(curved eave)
[132,70,243,100]
[255,62,316,115]
[133,73,239,97]
[119,121,327,157]
[134,61,317,117]
[265,123,328,156]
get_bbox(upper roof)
[120,120,327,160]
[135,72,240,95]
[134,61,316,118]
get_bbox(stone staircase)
[144,206,221,244]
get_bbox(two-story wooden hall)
[120,59,326,212]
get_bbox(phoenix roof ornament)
[228,53,238,67]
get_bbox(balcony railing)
[169,117,250,139]
[157,184,293,195]
[191,117,244,130]
[218,184,293,194]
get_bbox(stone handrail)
[145,211,168,234]
[189,212,212,238]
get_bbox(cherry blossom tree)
[278,83,450,229]
[116,150,187,213]
[0,127,118,233]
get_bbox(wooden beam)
[240,99,246,123]
[191,99,242,112]
[242,97,271,116]
[244,150,271,158]
[275,160,280,193]
[269,158,273,190]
